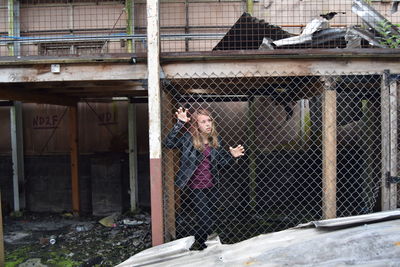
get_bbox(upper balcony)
[1,0,400,60]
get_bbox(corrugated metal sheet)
[116,210,400,267]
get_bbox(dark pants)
[187,187,218,247]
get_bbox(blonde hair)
[189,109,219,151]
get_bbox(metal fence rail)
[1,0,400,56]
[161,71,397,247]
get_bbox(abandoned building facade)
[0,0,400,247]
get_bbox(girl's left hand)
[229,145,245,158]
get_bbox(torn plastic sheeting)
[116,211,400,266]
[262,28,346,49]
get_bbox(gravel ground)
[4,211,152,267]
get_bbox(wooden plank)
[0,88,78,106]
[148,0,164,246]
[322,78,337,219]
[10,101,25,211]
[389,79,398,209]
[381,70,390,211]
[162,90,177,241]
[128,102,138,211]
[0,63,147,83]
[68,106,80,215]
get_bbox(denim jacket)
[164,120,234,188]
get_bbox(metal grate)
[161,72,387,248]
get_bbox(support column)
[322,78,337,219]
[148,0,163,246]
[69,105,80,215]
[128,100,138,211]
[10,101,25,211]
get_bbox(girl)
[165,107,244,249]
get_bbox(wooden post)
[126,0,135,53]
[7,0,14,56]
[322,77,337,219]
[247,98,257,210]
[389,77,398,209]
[68,106,80,215]
[10,101,25,211]
[128,101,138,211]
[381,70,390,210]
[148,0,163,246]
[246,0,253,15]
[382,70,398,210]
[163,91,178,241]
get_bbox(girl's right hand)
[176,107,190,123]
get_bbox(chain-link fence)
[161,71,398,247]
[2,0,400,56]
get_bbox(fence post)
[148,0,164,246]
[381,70,398,210]
[68,105,80,216]
[322,77,337,219]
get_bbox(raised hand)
[175,107,190,123]
[229,144,245,158]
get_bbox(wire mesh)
[2,0,400,56]
[0,0,146,56]
[161,72,386,247]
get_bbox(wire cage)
[161,71,398,247]
[1,0,400,56]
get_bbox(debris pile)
[4,212,151,266]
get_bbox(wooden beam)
[322,77,337,219]
[148,0,163,246]
[68,105,80,215]
[10,101,25,211]
[0,88,78,106]
[0,63,147,83]
[162,58,400,79]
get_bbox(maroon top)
[188,145,214,189]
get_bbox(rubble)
[4,211,151,266]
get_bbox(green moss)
[5,246,32,266]
[42,251,80,267]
